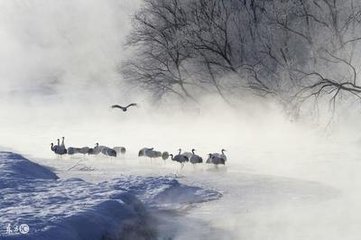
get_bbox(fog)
[0,0,142,105]
[1,1,361,239]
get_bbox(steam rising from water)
[1,1,361,240]
[0,0,141,106]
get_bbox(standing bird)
[92,143,104,155]
[162,151,169,160]
[189,149,203,165]
[180,148,193,160]
[113,146,126,155]
[212,149,227,161]
[219,149,227,161]
[170,153,189,177]
[67,147,80,155]
[50,143,58,153]
[169,154,189,168]
[58,137,67,154]
[101,147,117,157]
[206,153,225,166]
[67,146,90,155]
[51,139,67,155]
[138,147,154,157]
[138,147,161,158]
[111,103,137,112]
[79,147,90,155]
[138,147,162,163]
[87,147,95,155]
[60,137,66,148]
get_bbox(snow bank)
[0,152,221,239]
[106,176,222,209]
[0,152,57,181]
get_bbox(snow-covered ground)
[1,104,361,239]
[32,147,358,240]
[1,1,361,238]
[0,151,221,239]
[3,143,360,240]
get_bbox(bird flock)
[50,137,227,167]
[50,137,126,157]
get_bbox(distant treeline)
[122,0,361,115]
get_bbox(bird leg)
[174,168,179,178]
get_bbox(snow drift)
[0,152,221,239]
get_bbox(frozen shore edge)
[0,151,221,240]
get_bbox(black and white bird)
[51,138,67,155]
[138,147,162,159]
[90,143,116,157]
[87,147,95,155]
[50,143,58,152]
[169,153,189,168]
[67,146,90,155]
[206,153,226,165]
[219,149,227,160]
[162,151,169,160]
[212,149,227,161]
[92,143,104,155]
[170,152,189,177]
[111,103,137,112]
[58,138,67,155]
[101,147,117,157]
[67,147,79,155]
[138,147,154,157]
[150,150,162,158]
[60,137,65,148]
[79,147,90,154]
[189,149,203,164]
[113,146,126,155]
[180,148,193,159]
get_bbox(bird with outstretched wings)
[111,103,138,112]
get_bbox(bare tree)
[122,0,197,101]
[287,0,361,112]
[122,0,361,114]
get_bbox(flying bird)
[111,103,138,112]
